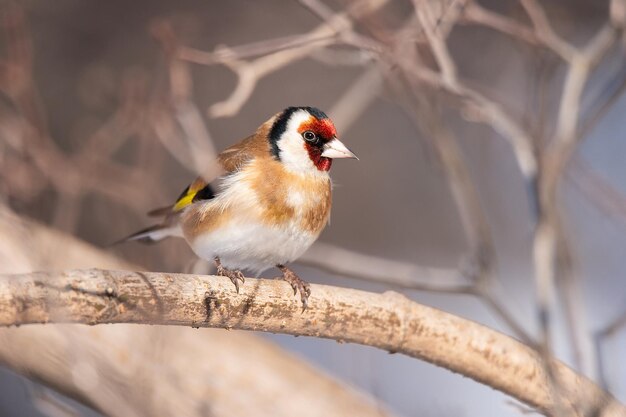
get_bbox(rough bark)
[1,267,625,417]
[0,206,389,417]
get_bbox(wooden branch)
[0,206,389,417]
[1,269,624,417]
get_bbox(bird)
[121,106,357,309]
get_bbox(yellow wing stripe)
[173,192,196,212]
[172,179,208,212]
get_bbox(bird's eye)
[303,131,317,142]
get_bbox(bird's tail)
[113,224,179,245]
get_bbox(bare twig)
[177,0,388,118]
[178,33,337,66]
[327,66,383,131]
[595,308,626,390]
[598,310,626,338]
[533,23,620,346]
[412,0,458,84]
[462,2,576,61]
[570,157,626,227]
[519,0,576,61]
[299,242,468,292]
[152,22,220,180]
[530,21,620,404]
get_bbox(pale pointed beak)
[321,138,359,160]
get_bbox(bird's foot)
[277,265,311,311]
[215,257,245,293]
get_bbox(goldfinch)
[123,106,357,309]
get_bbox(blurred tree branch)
[1,268,625,417]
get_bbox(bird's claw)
[278,267,311,311]
[216,264,245,294]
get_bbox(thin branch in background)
[569,157,626,227]
[598,310,626,339]
[175,0,389,118]
[595,308,626,391]
[611,0,626,29]
[532,19,620,383]
[336,62,530,340]
[299,242,470,292]
[432,0,468,39]
[29,386,82,417]
[178,32,338,65]
[461,1,576,61]
[461,2,542,45]
[327,66,383,132]
[578,63,626,140]
[396,90,529,340]
[0,3,170,217]
[151,21,220,181]
[519,0,576,61]
[411,0,458,85]
[373,41,539,180]
[477,289,533,344]
[308,47,371,66]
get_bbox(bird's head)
[268,106,357,174]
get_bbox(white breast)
[192,221,317,274]
[186,167,322,274]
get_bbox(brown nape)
[218,122,273,172]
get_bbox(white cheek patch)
[279,134,314,173]
[277,110,326,176]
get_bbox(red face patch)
[297,117,337,141]
[298,116,337,171]
[304,143,332,171]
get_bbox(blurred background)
[0,0,625,416]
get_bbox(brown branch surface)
[0,206,388,417]
[1,269,625,417]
